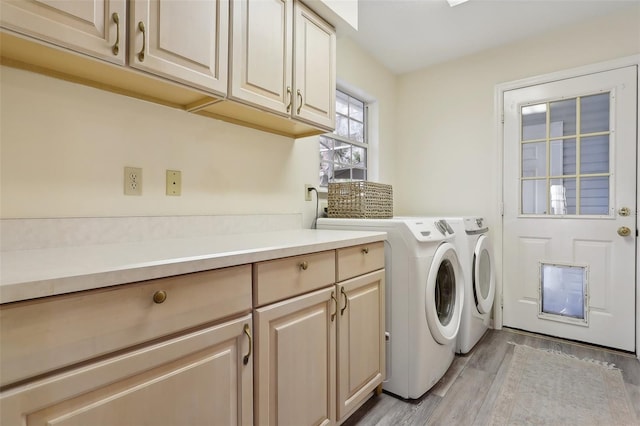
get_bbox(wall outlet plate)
[305,184,314,201]
[124,167,142,196]
[166,170,182,196]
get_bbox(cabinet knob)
[299,261,309,271]
[361,247,369,254]
[153,290,167,304]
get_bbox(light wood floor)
[343,328,640,425]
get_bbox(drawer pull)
[299,261,309,271]
[152,290,167,304]
[340,287,349,316]
[330,291,338,322]
[362,247,369,254]
[243,323,252,365]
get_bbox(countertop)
[0,229,386,304]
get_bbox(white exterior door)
[503,66,637,352]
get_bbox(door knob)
[617,226,631,237]
[618,207,631,217]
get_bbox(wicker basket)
[327,181,393,219]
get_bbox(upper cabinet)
[0,0,126,64]
[293,0,335,129]
[229,0,293,115]
[228,0,335,131]
[0,0,337,137]
[129,0,229,95]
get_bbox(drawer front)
[0,265,252,388]
[254,251,335,306]
[337,242,385,282]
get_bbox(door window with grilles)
[520,93,611,216]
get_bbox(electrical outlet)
[124,167,142,196]
[305,184,314,201]
[166,170,182,196]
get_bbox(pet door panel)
[539,263,588,324]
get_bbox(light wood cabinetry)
[0,0,126,65]
[229,0,293,115]
[0,239,384,426]
[1,316,254,426]
[221,0,335,131]
[253,250,335,306]
[293,0,336,129]
[253,242,384,425]
[129,0,229,95]
[254,287,336,426]
[0,266,253,425]
[0,0,335,137]
[336,269,385,420]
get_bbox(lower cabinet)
[255,287,336,426]
[254,247,385,425]
[0,241,385,426]
[337,269,385,420]
[0,315,254,426]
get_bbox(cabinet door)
[293,1,336,130]
[255,286,336,426]
[0,0,126,64]
[1,315,253,426]
[130,0,229,95]
[337,270,385,421]
[229,0,293,115]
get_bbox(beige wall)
[394,4,640,226]
[0,34,396,224]
[335,37,397,188]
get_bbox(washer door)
[473,235,495,315]
[425,242,464,345]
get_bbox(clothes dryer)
[317,217,464,399]
[444,217,495,354]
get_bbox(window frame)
[319,89,368,188]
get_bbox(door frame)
[494,55,640,358]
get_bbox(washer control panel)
[405,219,454,242]
[463,217,489,234]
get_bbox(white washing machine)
[317,217,465,399]
[444,217,496,354]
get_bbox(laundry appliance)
[317,217,464,399]
[444,217,495,354]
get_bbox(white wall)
[394,4,640,224]
[0,36,396,225]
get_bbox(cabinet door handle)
[111,13,120,55]
[152,290,167,304]
[340,287,349,316]
[242,323,252,365]
[286,86,292,113]
[362,247,369,254]
[330,291,337,322]
[299,261,309,271]
[137,21,146,62]
[296,89,303,114]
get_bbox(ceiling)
[343,0,638,75]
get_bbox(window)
[319,90,367,187]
